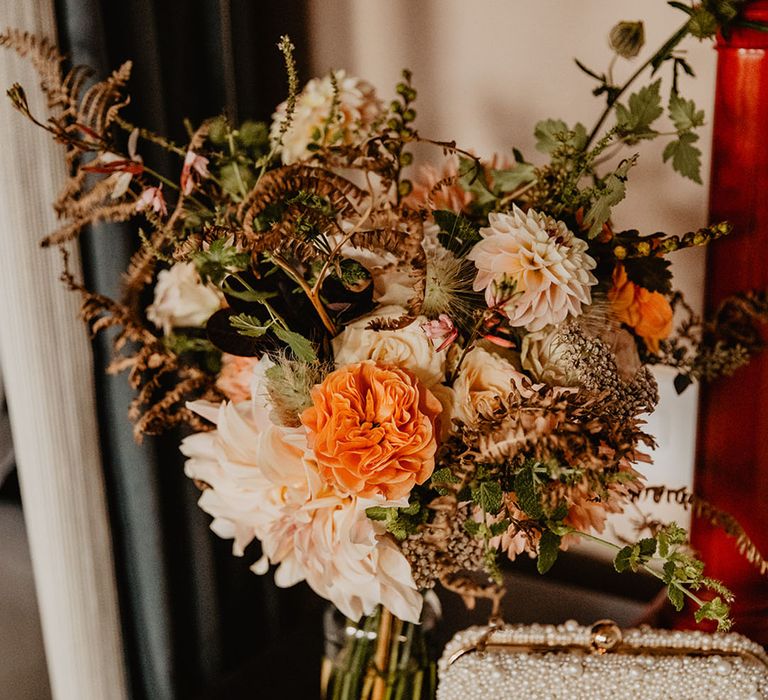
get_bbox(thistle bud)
[609,21,645,59]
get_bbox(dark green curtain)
[53,2,324,698]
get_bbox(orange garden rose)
[608,265,673,353]
[301,361,442,500]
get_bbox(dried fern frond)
[0,29,70,110]
[76,60,132,136]
[60,249,218,439]
[238,164,368,234]
[633,485,768,575]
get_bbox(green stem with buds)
[585,21,690,150]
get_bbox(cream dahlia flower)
[180,393,422,622]
[146,262,223,335]
[271,69,383,165]
[468,206,597,332]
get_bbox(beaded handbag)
[437,620,768,699]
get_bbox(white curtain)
[0,1,128,698]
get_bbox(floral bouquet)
[4,2,768,698]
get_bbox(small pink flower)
[180,150,210,195]
[83,128,143,199]
[135,185,168,216]
[421,314,458,351]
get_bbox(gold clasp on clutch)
[589,620,623,654]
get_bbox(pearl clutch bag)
[437,620,768,699]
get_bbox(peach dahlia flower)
[468,206,597,332]
[301,361,442,500]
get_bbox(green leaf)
[458,156,497,207]
[220,278,279,304]
[490,162,536,193]
[667,584,685,611]
[614,545,634,573]
[668,92,705,132]
[463,519,482,537]
[271,325,318,363]
[615,79,663,141]
[514,466,543,519]
[191,237,250,284]
[365,506,389,521]
[229,314,270,338]
[533,119,588,154]
[490,519,512,537]
[584,156,637,238]
[694,597,731,630]
[548,501,569,523]
[537,530,561,574]
[472,481,503,515]
[638,537,658,558]
[663,131,703,183]
[431,467,460,485]
[433,209,481,254]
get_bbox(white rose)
[451,347,533,426]
[146,262,223,335]
[332,306,447,387]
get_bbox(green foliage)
[490,162,536,193]
[513,462,543,519]
[663,130,703,184]
[668,93,705,132]
[613,537,657,573]
[163,334,221,373]
[191,237,250,284]
[430,467,460,495]
[458,157,497,207]
[657,521,687,558]
[584,155,637,238]
[365,499,428,540]
[229,313,317,362]
[229,313,269,338]
[534,119,588,154]
[537,530,561,574]
[432,209,481,255]
[272,325,318,362]
[614,80,663,142]
[694,597,732,630]
[471,481,503,515]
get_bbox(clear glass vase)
[321,603,437,700]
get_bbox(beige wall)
[310,0,719,540]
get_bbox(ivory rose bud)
[301,361,442,500]
[146,262,223,335]
[451,347,536,426]
[608,265,673,353]
[332,306,448,387]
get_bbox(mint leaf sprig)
[573,524,734,631]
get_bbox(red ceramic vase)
[685,1,768,643]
